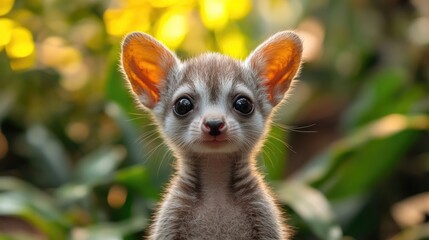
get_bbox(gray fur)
[120,31,303,240]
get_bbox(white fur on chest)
[184,157,253,239]
[187,189,252,239]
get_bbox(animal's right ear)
[121,32,179,109]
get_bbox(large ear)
[121,32,179,109]
[246,31,303,106]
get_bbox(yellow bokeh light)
[104,9,127,36]
[200,0,228,30]
[218,29,248,59]
[39,37,82,68]
[38,36,88,90]
[0,0,14,16]
[155,10,189,49]
[148,0,182,8]
[66,121,90,143]
[9,52,34,70]
[107,184,128,209]
[370,114,407,138]
[5,27,34,58]
[257,0,302,26]
[104,7,151,36]
[0,18,15,47]
[227,0,251,19]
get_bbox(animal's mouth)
[188,134,239,153]
[203,140,226,147]
[200,136,231,148]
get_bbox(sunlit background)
[1,0,429,239]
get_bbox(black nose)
[205,120,224,136]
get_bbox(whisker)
[268,134,296,154]
[145,141,167,165]
[140,132,163,148]
[125,112,152,121]
[126,116,147,122]
[261,143,275,169]
[273,122,317,133]
[137,131,160,146]
[127,112,150,117]
[263,138,284,154]
[157,147,173,176]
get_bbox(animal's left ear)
[246,31,303,106]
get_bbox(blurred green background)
[1,0,429,239]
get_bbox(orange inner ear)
[252,36,301,104]
[121,33,176,108]
[263,44,301,101]
[125,54,164,104]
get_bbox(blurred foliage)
[1,0,429,239]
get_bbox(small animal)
[120,30,303,240]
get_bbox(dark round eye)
[233,97,253,115]
[174,97,193,116]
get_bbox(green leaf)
[70,216,148,240]
[276,181,343,240]
[56,146,126,205]
[74,145,126,184]
[0,177,69,239]
[295,114,429,199]
[344,69,424,129]
[105,103,147,165]
[55,182,92,205]
[115,165,159,199]
[324,131,416,199]
[23,125,71,186]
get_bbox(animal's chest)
[185,195,253,239]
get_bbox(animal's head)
[120,32,302,157]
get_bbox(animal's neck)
[176,153,257,200]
